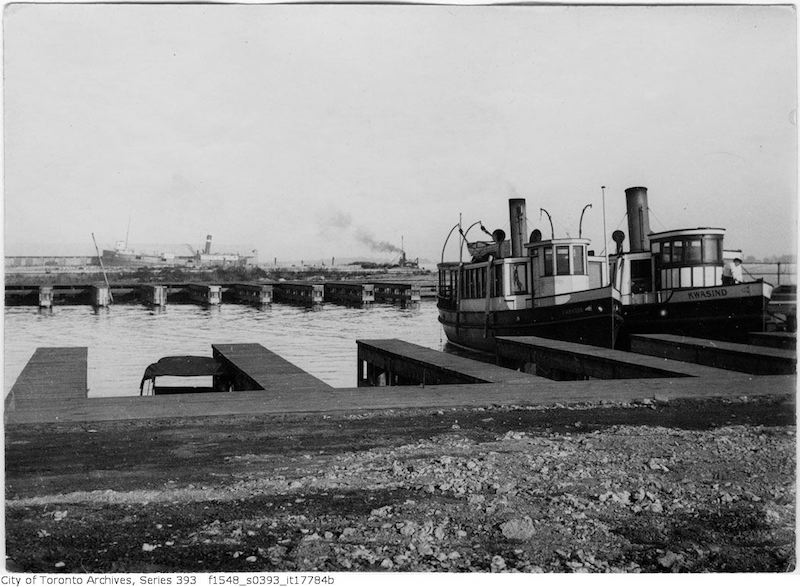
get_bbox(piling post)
[141,284,167,307]
[92,285,111,307]
[38,286,53,308]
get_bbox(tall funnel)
[204,234,213,255]
[509,198,528,257]
[624,187,651,253]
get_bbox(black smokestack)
[204,234,213,255]
[508,198,527,257]
[625,187,651,253]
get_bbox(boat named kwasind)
[436,186,774,352]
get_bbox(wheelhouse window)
[572,245,585,275]
[556,246,570,275]
[655,235,723,267]
[685,239,702,263]
[702,237,721,263]
[672,241,684,263]
[543,248,554,276]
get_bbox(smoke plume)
[355,228,402,253]
[321,209,403,253]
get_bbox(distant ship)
[102,234,256,267]
[101,241,179,267]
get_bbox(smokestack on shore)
[625,187,651,253]
[509,198,528,257]
[204,234,213,255]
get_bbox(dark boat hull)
[439,282,772,352]
[619,288,771,346]
[438,298,621,352]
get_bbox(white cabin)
[611,227,726,305]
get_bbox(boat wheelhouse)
[437,198,622,352]
[610,187,773,344]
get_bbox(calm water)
[4,301,445,397]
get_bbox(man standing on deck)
[722,258,744,285]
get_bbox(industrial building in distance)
[5,234,257,271]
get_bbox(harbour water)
[4,301,445,397]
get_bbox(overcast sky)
[3,3,797,262]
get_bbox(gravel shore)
[4,394,795,573]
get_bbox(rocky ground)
[4,394,796,573]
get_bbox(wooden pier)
[323,282,375,307]
[212,343,332,392]
[357,339,547,386]
[630,333,796,375]
[494,335,740,380]
[273,281,324,307]
[372,282,421,305]
[4,281,431,309]
[5,333,795,425]
[748,331,796,350]
[6,284,114,307]
[4,347,87,412]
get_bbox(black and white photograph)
[2,0,797,577]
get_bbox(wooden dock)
[358,339,553,386]
[5,372,793,425]
[5,336,795,425]
[212,343,332,393]
[495,335,740,380]
[5,281,431,308]
[630,333,796,375]
[748,331,796,350]
[4,347,87,412]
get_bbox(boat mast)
[91,233,114,304]
[601,186,609,284]
[601,185,614,348]
[125,216,131,250]
[539,208,554,240]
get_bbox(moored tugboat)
[437,198,623,352]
